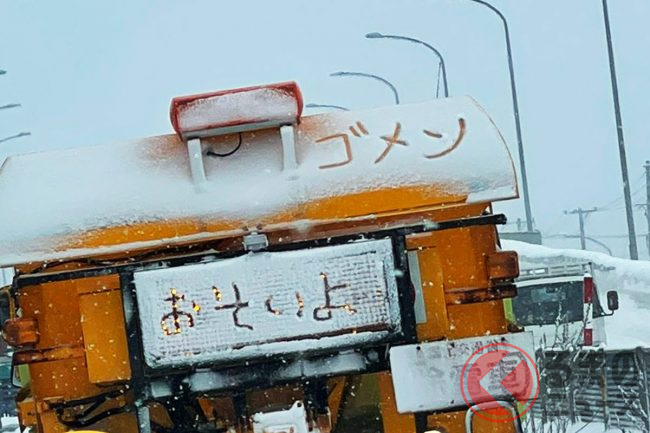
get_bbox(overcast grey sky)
[1,0,649,258]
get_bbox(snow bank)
[0,416,19,433]
[503,240,650,349]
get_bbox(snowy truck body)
[508,262,618,348]
[0,82,527,433]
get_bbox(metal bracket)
[136,404,152,433]
[464,401,523,433]
[187,124,296,187]
[186,138,208,189]
[252,400,313,433]
[243,232,269,252]
[280,124,298,171]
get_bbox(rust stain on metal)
[444,283,517,305]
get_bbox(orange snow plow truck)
[0,82,532,433]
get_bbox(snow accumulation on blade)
[503,240,650,350]
[0,96,517,266]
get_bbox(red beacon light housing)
[170,82,303,140]
[169,81,304,186]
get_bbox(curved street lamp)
[0,131,31,145]
[0,71,31,147]
[305,103,350,111]
[0,103,21,111]
[451,0,533,233]
[330,71,400,105]
[365,32,448,98]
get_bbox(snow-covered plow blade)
[0,87,516,266]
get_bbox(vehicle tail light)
[486,251,519,282]
[170,81,303,140]
[583,275,594,303]
[583,328,593,346]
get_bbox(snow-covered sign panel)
[134,239,402,369]
[389,332,537,413]
[0,96,518,266]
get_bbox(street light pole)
[330,71,400,105]
[365,32,449,98]
[456,0,533,232]
[305,103,350,111]
[601,0,638,260]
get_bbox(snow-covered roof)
[0,96,517,266]
[503,240,650,350]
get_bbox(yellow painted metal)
[378,371,416,433]
[6,160,517,433]
[378,209,514,433]
[78,289,131,384]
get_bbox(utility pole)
[601,0,639,260]
[645,160,650,258]
[565,208,599,250]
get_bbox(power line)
[564,207,599,250]
[596,173,645,210]
[543,174,645,234]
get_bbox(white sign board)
[134,239,402,368]
[389,332,536,413]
